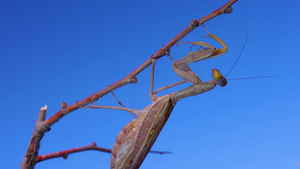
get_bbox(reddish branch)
[37,142,171,162]
[21,0,238,168]
[37,142,110,162]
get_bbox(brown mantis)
[86,27,228,169]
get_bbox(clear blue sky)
[1,0,300,169]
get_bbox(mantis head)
[212,68,227,87]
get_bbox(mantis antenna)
[224,31,248,77]
[225,31,278,80]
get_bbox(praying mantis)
[86,27,228,169]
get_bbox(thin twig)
[36,142,110,162]
[37,142,171,163]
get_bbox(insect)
[86,27,228,169]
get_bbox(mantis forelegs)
[173,27,228,84]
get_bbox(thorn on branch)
[223,5,233,14]
[129,77,138,84]
[189,19,199,29]
[91,142,96,147]
[61,101,67,109]
[62,154,68,159]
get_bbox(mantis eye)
[212,68,222,79]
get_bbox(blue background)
[1,0,299,168]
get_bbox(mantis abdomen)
[111,96,175,169]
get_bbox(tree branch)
[36,142,171,163]
[21,1,238,168]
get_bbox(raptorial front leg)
[172,48,214,84]
[203,26,228,57]
[172,27,228,84]
[172,68,227,102]
[149,27,228,100]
